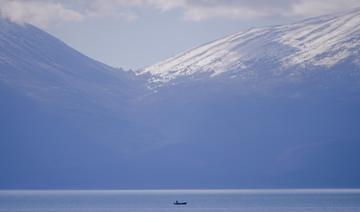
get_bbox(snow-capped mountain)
[1,8,360,189]
[140,8,360,86]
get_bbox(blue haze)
[0,10,360,189]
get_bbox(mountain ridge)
[1,8,360,189]
[139,7,360,87]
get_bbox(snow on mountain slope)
[1,9,360,189]
[280,9,360,67]
[139,8,360,85]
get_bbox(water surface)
[0,189,360,211]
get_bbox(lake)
[0,189,360,211]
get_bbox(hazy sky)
[0,0,359,69]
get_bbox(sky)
[0,0,359,70]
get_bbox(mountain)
[0,18,159,188]
[0,18,144,107]
[133,8,360,188]
[139,8,360,88]
[1,8,360,189]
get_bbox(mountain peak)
[139,8,360,86]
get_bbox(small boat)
[173,200,187,205]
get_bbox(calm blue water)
[0,189,360,211]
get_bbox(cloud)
[154,0,360,21]
[290,0,360,17]
[77,0,360,22]
[84,0,360,21]
[0,0,83,27]
[83,0,145,21]
[0,0,359,27]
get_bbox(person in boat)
[174,200,187,205]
